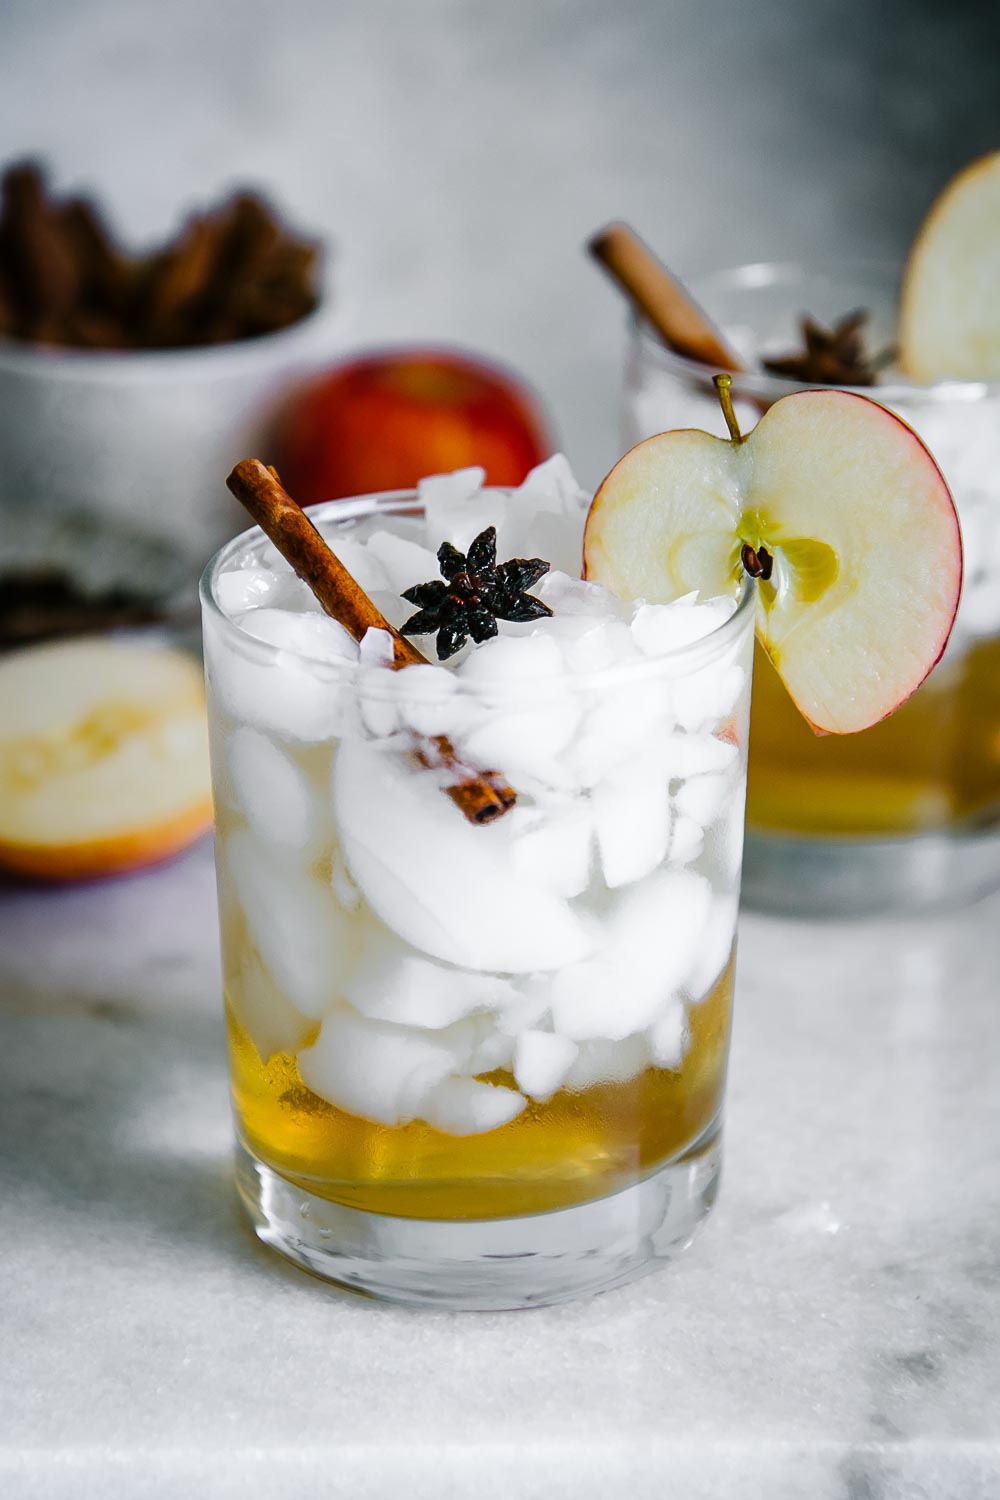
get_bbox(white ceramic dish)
[0,295,347,562]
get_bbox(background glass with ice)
[623,260,1000,917]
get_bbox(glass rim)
[630,256,1000,404]
[200,489,756,695]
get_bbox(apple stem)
[714,373,744,443]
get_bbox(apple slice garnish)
[583,378,962,735]
[899,149,1000,380]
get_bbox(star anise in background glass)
[761,309,894,387]
[401,527,553,660]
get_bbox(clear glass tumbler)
[624,260,1000,916]
[201,493,755,1308]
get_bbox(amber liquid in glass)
[226,954,735,1222]
[747,639,1000,836]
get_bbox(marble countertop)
[2,840,999,1499]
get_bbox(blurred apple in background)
[276,346,553,502]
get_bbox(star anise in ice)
[400,527,553,660]
[762,309,894,387]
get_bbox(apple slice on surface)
[899,150,1000,380]
[584,384,962,734]
[0,638,213,880]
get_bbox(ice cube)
[357,629,400,737]
[564,1034,650,1089]
[332,740,594,972]
[223,829,355,1018]
[547,869,711,1041]
[668,732,739,779]
[668,660,746,732]
[299,1004,460,1126]
[674,771,731,828]
[623,869,713,999]
[455,636,581,787]
[345,930,518,1029]
[240,607,358,664]
[458,706,579,792]
[669,813,706,866]
[359,627,395,667]
[492,980,554,1036]
[592,774,671,888]
[509,806,593,897]
[226,948,313,1063]
[500,508,587,579]
[571,680,670,789]
[422,1076,526,1135]
[546,954,641,1041]
[468,1024,516,1073]
[513,453,587,514]
[226,727,321,852]
[631,596,736,656]
[321,534,391,595]
[205,611,355,742]
[561,620,640,674]
[458,632,565,687]
[419,467,496,552]
[536,570,623,619]
[647,1001,688,1069]
[215,566,280,615]
[704,799,746,882]
[363,531,440,595]
[514,1030,578,1101]
[418,466,486,510]
[394,665,470,739]
[685,891,739,999]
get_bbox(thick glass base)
[235,1121,722,1310]
[742,823,1000,918]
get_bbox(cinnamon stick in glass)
[226,460,516,825]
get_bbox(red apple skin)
[277,348,553,504]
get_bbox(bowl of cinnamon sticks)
[0,162,343,559]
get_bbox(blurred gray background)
[2,0,999,487]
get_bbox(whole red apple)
[276,347,553,503]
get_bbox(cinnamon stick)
[226,460,516,825]
[588,222,745,371]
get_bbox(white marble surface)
[3,5,1000,1496]
[2,840,1000,1499]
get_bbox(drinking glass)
[201,493,755,1308]
[624,260,1000,916]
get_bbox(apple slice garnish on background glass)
[584,377,962,735]
[899,149,1000,381]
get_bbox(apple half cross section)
[0,637,213,879]
[899,149,1000,380]
[583,386,962,735]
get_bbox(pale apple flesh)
[899,149,1000,380]
[0,638,213,880]
[584,389,962,736]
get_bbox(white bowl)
[0,297,347,561]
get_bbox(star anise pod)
[762,309,894,387]
[400,526,553,660]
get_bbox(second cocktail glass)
[624,260,1000,915]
